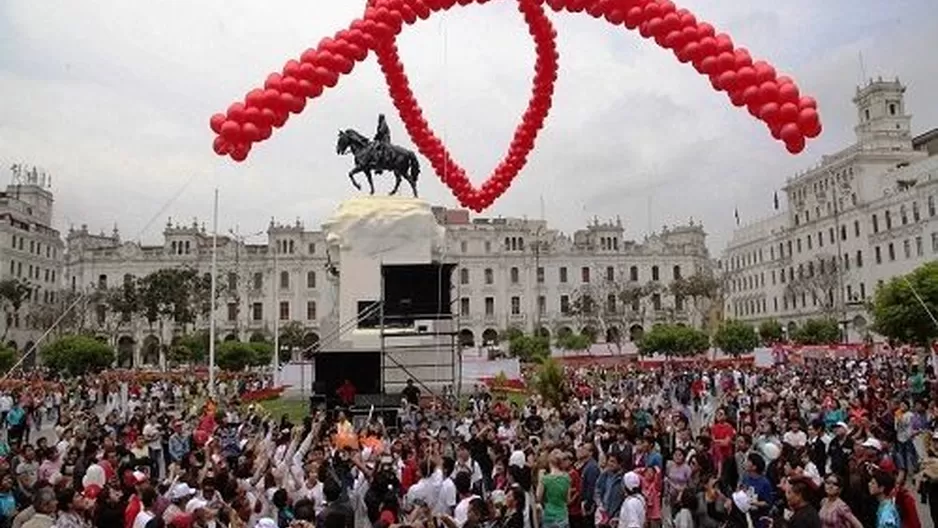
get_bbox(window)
[559,267,568,284]
[484,268,494,285]
[673,265,681,280]
[308,243,316,254]
[872,214,879,233]
[279,301,290,320]
[536,267,544,284]
[675,295,684,311]
[771,270,776,285]
[560,295,570,314]
[796,238,802,253]
[889,102,897,115]
[773,297,778,312]
[652,294,662,311]
[252,302,263,321]
[651,266,660,281]
[860,283,866,299]
[904,239,911,259]
[847,284,853,301]
[606,294,616,314]
[630,266,639,281]
[29,240,34,253]
[537,296,546,316]
[484,241,491,253]
[484,297,495,316]
[930,196,936,217]
[840,225,847,241]
[818,231,824,248]
[828,228,834,244]
[98,274,107,290]
[807,235,812,250]
[510,296,521,315]
[788,240,793,255]
[227,303,238,321]
[916,236,924,257]
[10,235,14,248]
[933,233,938,253]
[460,241,467,253]
[875,246,882,264]
[770,247,775,260]
[581,267,590,283]
[460,298,470,316]
[854,220,860,237]
[888,242,896,261]
[307,301,317,320]
[253,272,263,290]
[606,266,615,282]
[885,210,892,230]
[307,271,317,288]
[184,241,191,254]
[95,304,106,325]
[280,271,290,289]
[460,268,469,285]
[913,202,921,222]
[901,205,908,225]
[227,272,238,291]
[510,267,520,284]
[856,250,863,268]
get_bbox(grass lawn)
[256,397,311,423]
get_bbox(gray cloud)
[1,0,936,252]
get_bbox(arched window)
[306,271,316,288]
[280,271,290,289]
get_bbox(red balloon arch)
[210,0,823,212]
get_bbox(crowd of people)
[0,353,935,528]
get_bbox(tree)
[279,321,307,362]
[713,320,760,357]
[137,268,225,331]
[758,319,784,345]
[249,342,274,367]
[556,332,592,351]
[791,318,841,345]
[638,324,710,357]
[671,273,721,327]
[784,254,844,316]
[41,335,116,376]
[216,341,256,371]
[508,334,550,363]
[169,331,210,364]
[0,278,32,339]
[872,261,938,346]
[0,345,16,374]
[534,358,566,408]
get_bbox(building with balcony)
[721,76,938,341]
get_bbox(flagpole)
[209,188,219,397]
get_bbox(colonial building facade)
[1,174,713,367]
[721,77,938,341]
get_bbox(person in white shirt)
[132,486,158,528]
[452,472,480,528]
[782,420,807,448]
[452,443,483,488]
[617,472,646,528]
[406,460,443,511]
[436,458,458,516]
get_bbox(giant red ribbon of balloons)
[210,0,823,212]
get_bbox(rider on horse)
[367,114,391,167]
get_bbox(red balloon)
[264,73,283,92]
[758,81,779,104]
[780,122,801,143]
[245,89,265,108]
[741,85,760,105]
[662,13,680,32]
[244,107,262,125]
[798,107,821,134]
[799,96,818,110]
[736,66,756,89]
[263,89,281,108]
[804,121,822,139]
[242,122,260,142]
[698,55,718,75]
[316,67,339,88]
[716,51,735,73]
[272,110,288,128]
[258,124,273,141]
[717,70,737,91]
[209,113,226,134]
[776,75,793,86]
[646,17,664,38]
[231,143,251,162]
[681,42,701,63]
[227,103,246,123]
[779,102,799,124]
[220,121,241,141]
[734,48,752,69]
[643,2,661,19]
[283,59,301,79]
[779,83,799,105]
[753,61,776,83]
[624,6,643,28]
[281,77,300,96]
[300,48,318,65]
[299,80,324,98]
[770,123,782,140]
[729,89,746,107]
[696,22,715,39]
[697,36,717,58]
[663,30,684,49]
[786,134,806,154]
[679,12,696,27]
[658,0,676,14]
[260,108,277,127]
[759,102,780,125]
[212,137,230,155]
[714,33,733,54]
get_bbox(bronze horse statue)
[336,116,420,197]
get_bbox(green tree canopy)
[638,324,710,357]
[713,320,760,356]
[169,331,210,364]
[0,345,16,374]
[508,334,550,363]
[41,335,115,376]
[556,332,592,351]
[872,261,938,346]
[758,319,784,345]
[791,318,841,345]
[534,358,566,408]
[216,341,268,371]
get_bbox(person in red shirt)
[710,408,736,474]
[123,471,149,528]
[337,380,357,407]
[565,452,584,528]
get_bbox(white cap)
[834,421,849,430]
[622,471,641,492]
[861,438,882,451]
[509,450,526,468]
[169,483,196,500]
[185,497,208,513]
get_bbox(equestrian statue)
[336,114,420,197]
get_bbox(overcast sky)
[2,0,936,252]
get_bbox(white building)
[0,166,65,357]
[54,202,712,368]
[721,76,938,341]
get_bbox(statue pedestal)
[322,196,445,337]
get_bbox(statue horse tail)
[408,151,420,184]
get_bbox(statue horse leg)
[364,170,376,195]
[348,166,362,191]
[390,171,403,196]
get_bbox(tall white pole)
[209,189,219,397]
[273,239,280,387]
